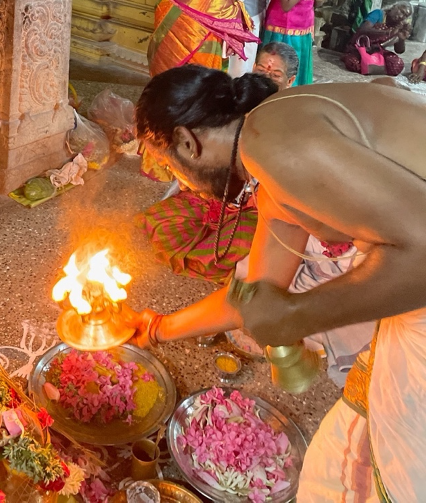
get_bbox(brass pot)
[265,342,321,394]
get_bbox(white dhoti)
[289,236,376,387]
[297,308,426,503]
[297,397,379,503]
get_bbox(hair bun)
[232,73,278,114]
[136,65,278,148]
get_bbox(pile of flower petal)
[178,387,292,503]
[44,350,159,424]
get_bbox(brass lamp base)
[57,305,135,351]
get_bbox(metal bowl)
[167,389,307,503]
[225,329,265,361]
[214,352,242,382]
[29,343,176,445]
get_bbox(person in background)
[253,42,300,87]
[129,65,425,502]
[343,1,413,76]
[137,44,299,286]
[409,50,427,83]
[228,0,268,78]
[262,0,315,85]
[347,0,379,33]
[147,0,258,77]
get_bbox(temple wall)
[70,0,156,75]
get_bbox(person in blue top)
[343,1,412,76]
[363,2,412,28]
[348,0,411,33]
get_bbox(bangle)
[147,314,163,347]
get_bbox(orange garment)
[148,0,257,77]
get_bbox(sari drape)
[148,0,259,76]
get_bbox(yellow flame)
[52,249,132,314]
[111,266,132,286]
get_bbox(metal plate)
[148,480,202,503]
[167,389,307,503]
[113,481,202,503]
[29,343,176,445]
[225,329,265,361]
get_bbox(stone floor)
[0,150,340,441]
[0,42,425,495]
[313,40,426,91]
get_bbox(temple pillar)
[0,0,74,194]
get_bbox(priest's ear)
[172,126,200,161]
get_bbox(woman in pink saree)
[262,0,314,85]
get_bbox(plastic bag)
[87,89,138,155]
[66,111,110,170]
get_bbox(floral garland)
[0,366,85,500]
[0,365,129,503]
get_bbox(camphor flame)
[52,249,132,315]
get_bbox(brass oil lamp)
[52,249,135,351]
[227,277,320,394]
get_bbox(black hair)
[256,42,300,79]
[136,64,278,148]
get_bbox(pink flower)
[196,471,223,490]
[2,409,24,436]
[43,382,60,402]
[37,407,54,429]
[52,350,138,424]
[0,490,5,503]
[320,241,353,258]
[141,372,155,382]
[80,478,112,503]
[275,432,289,455]
[182,388,291,502]
[249,488,267,503]
[271,479,291,494]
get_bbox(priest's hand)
[123,307,158,348]
[237,280,302,348]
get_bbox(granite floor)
[313,39,426,91]
[0,147,340,443]
[0,42,425,467]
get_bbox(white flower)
[59,462,85,496]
